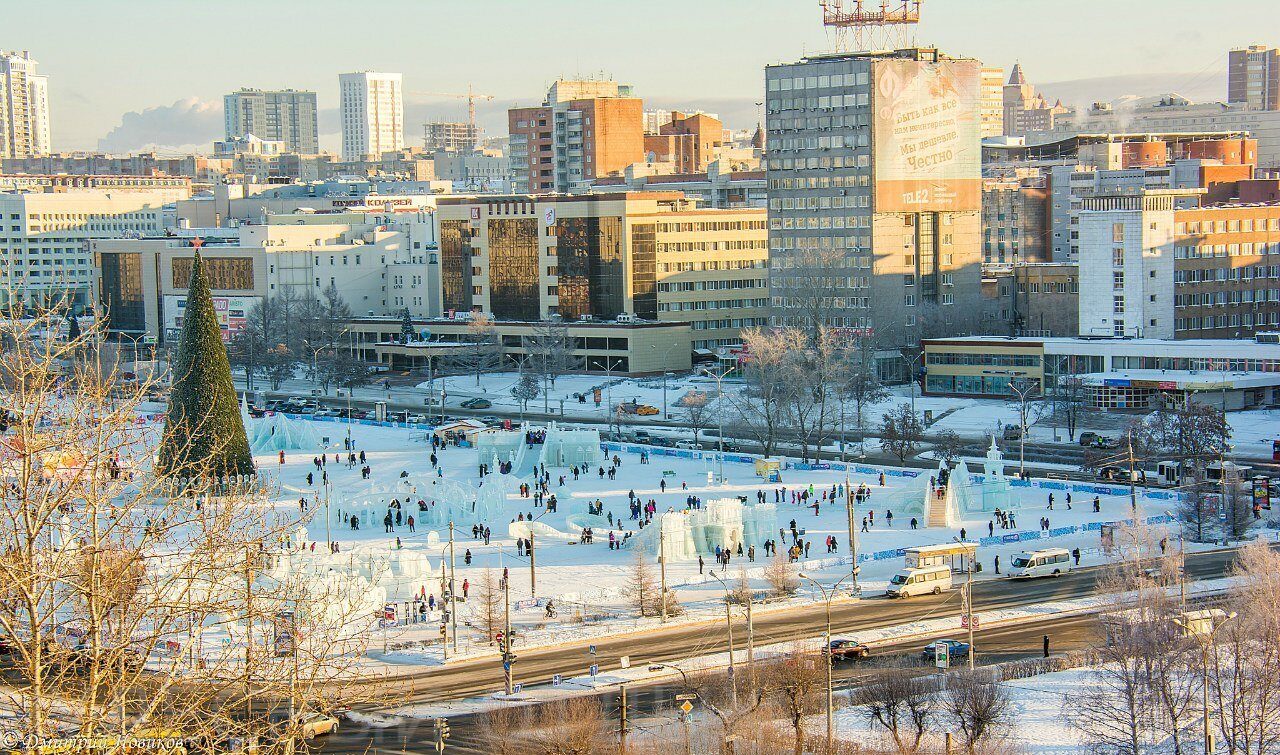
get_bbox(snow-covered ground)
[176,412,1272,669]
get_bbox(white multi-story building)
[224,89,319,154]
[1,51,51,159]
[1076,189,1204,339]
[339,72,404,162]
[1,189,183,310]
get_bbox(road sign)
[961,614,980,630]
[934,642,950,669]
[675,694,696,702]
[589,663,599,677]
[512,683,523,694]
[679,701,694,714]
[619,655,630,669]
[588,644,597,655]
[551,674,563,686]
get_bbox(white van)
[1009,548,1071,579]
[886,565,953,598]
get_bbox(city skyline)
[13,0,1280,153]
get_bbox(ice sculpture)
[626,498,776,561]
[476,429,527,466]
[333,473,517,532]
[250,411,325,453]
[950,461,980,514]
[539,422,603,468]
[980,436,1014,512]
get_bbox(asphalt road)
[304,544,1251,755]
[342,543,1241,707]
[313,603,1110,755]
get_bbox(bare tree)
[520,696,609,755]
[527,320,579,414]
[763,552,799,597]
[942,669,1015,752]
[677,390,714,447]
[472,568,504,643]
[1209,541,1280,753]
[764,649,828,755]
[451,313,504,386]
[854,661,937,753]
[511,370,541,416]
[0,308,375,751]
[1073,555,1199,755]
[728,327,799,457]
[1130,401,1231,467]
[879,404,923,464]
[932,430,964,467]
[840,336,889,445]
[626,550,660,618]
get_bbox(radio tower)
[819,0,923,53]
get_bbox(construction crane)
[409,84,495,140]
[819,0,922,52]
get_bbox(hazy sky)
[12,0,1278,152]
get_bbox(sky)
[11,0,1279,153]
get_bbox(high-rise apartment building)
[1,51,51,159]
[339,72,404,162]
[508,79,644,194]
[1229,45,1280,111]
[223,89,319,154]
[765,47,986,378]
[980,67,1005,138]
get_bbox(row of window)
[1176,312,1280,331]
[690,317,769,331]
[658,298,769,312]
[1175,242,1280,258]
[657,240,767,253]
[1175,218,1280,234]
[659,260,766,273]
[654,221,766,233]
[658,279,765,293]
[772,275,873,288]
[768,71,871,91]
[768,175,873,190]
[926,352,1041,368]
[771,194,871,211]
[1175,289,1280,306]
[1017,281,1078,294]
[768,112,871,132]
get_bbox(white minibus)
[1008,548,1071,579]
[886,565,953,598]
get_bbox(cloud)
[97,96,223,154]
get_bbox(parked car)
[675,440,702,450]
[1078,431,1099,446]
[479,415,502,426]
[635,404,660,416]
[828,638,870,662]
[1093,436,1120,450]
[631,430,653,443]
[312,408,339,418]
[1002,424,1022,441]
[461,398,492,409]
[921,639,970,662]
[406,413,426,424]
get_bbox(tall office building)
[1229,45,1280,111]
[339,72,404,161]
[508,79,644,194]
[223,89,319,154]
[423,121,480,152]
[1,50,51,159]
[765,47,986,379]
[979,66,1005,138]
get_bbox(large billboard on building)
[163,294,260,344]
[873,59,982,213]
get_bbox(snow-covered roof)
[924,335,1280,361]
[1077,369,1280,390]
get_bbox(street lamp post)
[708,572,747,709]
[1173,611,1237,755]
[702,366,738,484]
[799,571,852,754]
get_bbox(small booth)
[903,542,979,573]
[754,457,783,483]
[432,419,490,446]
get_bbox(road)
[313,599,1112,755]
[340,543,1239,707]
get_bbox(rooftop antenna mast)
[820,0,923,53]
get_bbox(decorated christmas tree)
[156,250,255,480]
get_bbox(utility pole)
[448,521,458,653]
[724,597,737,709]
[965,552,975,670]
[1128,431,1138,512]
[618,683,629,754]
[243,543,254,722]
[502,572,513,695]
[528,531,536,598]
[745,593,755,689]
[846,473,859,595]
[659,529,668,623]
